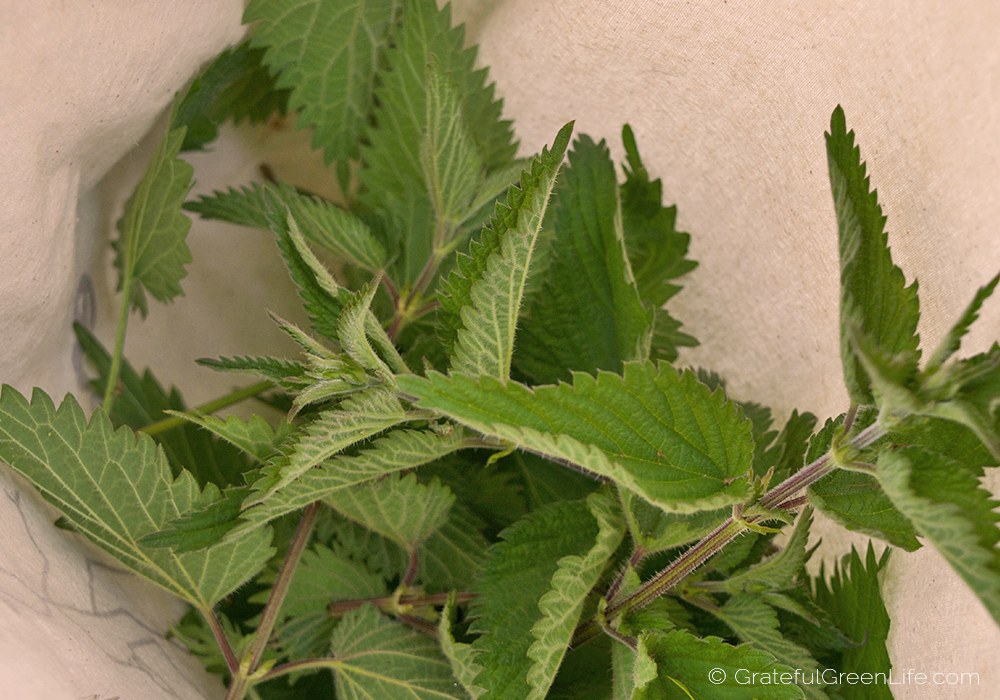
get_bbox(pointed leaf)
[197,353,308,389]
[183,183,270,229]
[240,426,468,532]
[329,604,466,699]
[439,592,487,700]
[0,386,272,608]
[515,134,653,384]
[876,446,1000,624]
[718,508,815,593]
[244,0,399,163]
[926,273,1000,372]
[448,124,572,380]
[282,184,387,270]
[113,100,194,316]
[470,500,600,700]
[399,362,754,514]
[826,106,921,404]
[164,412,292,463]
[526,492,625,699]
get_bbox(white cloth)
[1,1,997,697]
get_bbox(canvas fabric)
[1,1,997,697]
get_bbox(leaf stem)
[327,590,476,617]
[200,605,239,676]
[103,272,134,412]
[224,501,320,700]
[140,380,274,436]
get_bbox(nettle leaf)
[250,386,407,503]
[826,106,920,405]
[514,134,652,384]
[421,56,486,235]
[717,507,814,593]
[398,362,754,514]
[328,604,465,699]
[74,323,253,490]
[620,124,698,363]
[0,387,272,608]
[754,410,817,484]
[448,123,573,381]
[240,427,468,533]
[470,499,600,700]
[805,413,921,551]
[876,446,1000,624]
[712,594,827,700]
[630,629,802,700]
[197,353,308,389]
[113,100,194,317]
[439,122,572,362]
[925,273,1000,373]
[439,592,487,700]
[527,491,626,700]
[244,0,399,164]
[174,40,289,152]
[163,412,292,463]
[337,279,408,376]
[621,488,727,554]
[184,183,270,229]
[324,472,455,551]
[813,544,893,700]
[360,0,515,283]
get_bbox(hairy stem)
[140,380,274,436]
[327,590,476,617]
[102,271,134,412]
[201,605,239,676]
[572,420,887,646]
[225,502,320,700]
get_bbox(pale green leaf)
[421,56,485,235]
[183,184,270,229]
[239,427,468,533]
[460,158,531,230]
[439,592,487,700]
[163,412,292,463]
[449,125,571,380]
[826,106,921,405]
[876,446,1000,624]
[113,100,194,317]
[329,604,466,699]
[248,386,407,504]
[926,273,1000,372]
[515,134,652,384]
[470,500,600,700]
[337,279,408,376]
[324,472,455,550]
[717,508,814,593]
[398,362,754,514]
[712,594,827,700]
[197,353,308,390]
[633,629,803,700]
[438,123,573,358]
[244,0,399,163]
[526,491,626,700]
[0,386,272,608]
[282,184,387,270]
[621,488,727,554]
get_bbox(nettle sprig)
[1,2,998,699]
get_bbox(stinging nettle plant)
[2,1,999,699]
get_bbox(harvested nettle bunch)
[1,0,998,698]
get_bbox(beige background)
[1,0,997,697]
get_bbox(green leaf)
[712,593,827,700]
[470,499,601,700]
[359,0,515,283]
[244,0,399,164]
[184,183,270,229]
[250,385,407,503]
[527,491,626,700]
[74,323,254,490]
[439,592,487,700]
[328,604,466,699]
[805,413,921,551]
[324,472,454,551]
[113,99,194,317]
[421,56,486,236]
[197,353,308,389]
[174,40,289,152]
[438,123,571,360]
[398,362,754,514]
[0,386,272,608]
[632,629,803,700]
[826,105,921,405]
[925,273,1000,372]
[337,279,408,376]
[876,446,1000,624]
[754,410,818,484]
[716,508,814,593]
[621,488,727,554]
[620,124,698,362]
[240,427,469,532]
[812,544,893,700]
[163,412,292,463]
[514,134,653,384]
[448,123,573,381]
